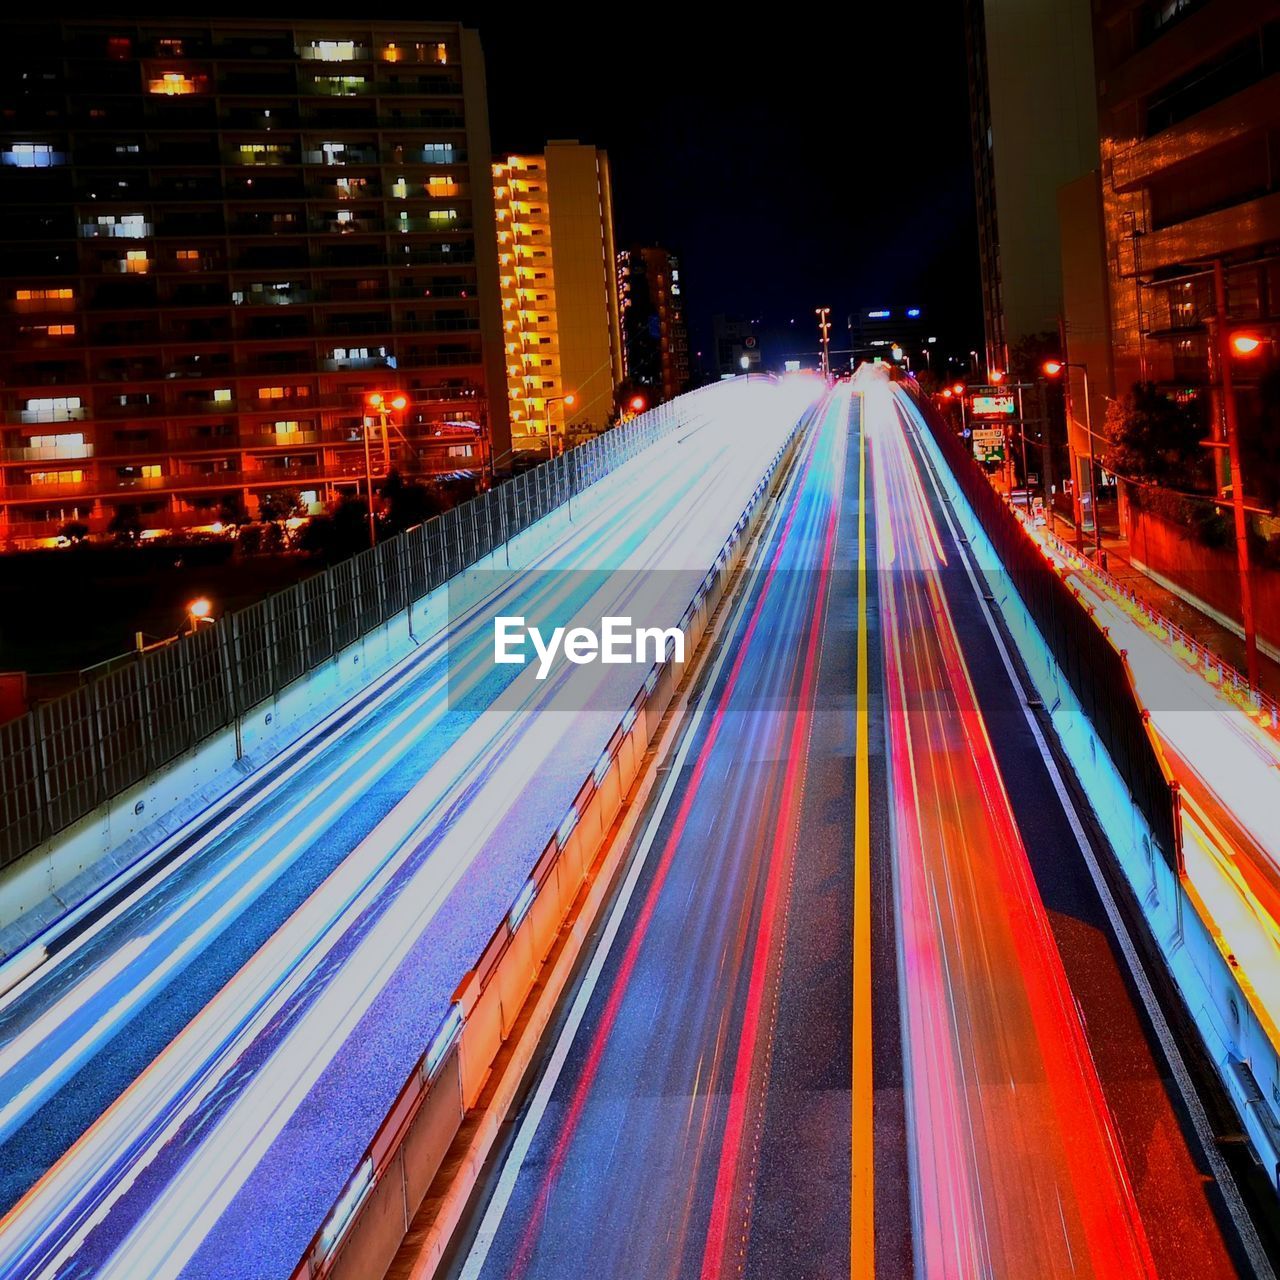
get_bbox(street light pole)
[1043,359,1095,552]
[816,307,832,380]
[1213,260,1261,689]
[360,409,377,548]
[363,391,408,549]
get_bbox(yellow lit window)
[15,288,75,301]
[273,420,301,434]
[427,208,457,223]
[123,250,150,274]
[148,72,200,96]
[392,176,408,198]
[213,388,232,403]
[48,324,76,336]
[141,464,162,479]
[309,40,355,61]
[176,249,200,261]
[31,469,84,486]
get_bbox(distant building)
[848,305,933,369]
[0,17,509,547]
[712,314,760,378]
[617,245,690,403]
[963,0,1099,374]
[492,140,623,451]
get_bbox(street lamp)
[544,392,576,457]
[1219,321,1268,689]
[629,395,646,414]
[364,390,409,547]
[186,596,214,634]
[816,306,832,380]
[1042,358,1098,554]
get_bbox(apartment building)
[0,17,508,546]
[617,244,690,403]
[492,141,623,452]
[1086,1,1280,407]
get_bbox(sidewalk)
[1046,508,1280,700]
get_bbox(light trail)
[863,369,1157,1279]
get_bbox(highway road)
[443,373,1256,1280]
[0,376,823,1280]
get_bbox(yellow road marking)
[853,390,875,1278]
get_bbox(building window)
[320,141,346,165]
[392,176,408,199]
[237,142,287,164]
[313,74,366,95]
[422,143,454,163]
[3,143,63,168]
[306,39,356,61]
[15,288,75,303]
[121,250,150,274]
[23,396,83,422]
[84,213,151,239]
[427,208,458,224]
[213,388,232,403]
[176,249,201,262]
[148,72,204,96]
[31,470,84,486]
[141,464,162,479]
[273,420,301,434]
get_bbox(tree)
[380,468,440,534]
[257,488,302,525]
[108,504,142,544]
[1103,383,1210,493]
[58,520,90,545]
[218,493,248,528]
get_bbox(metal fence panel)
[36,688,101,837]
[271,584,309,691]
[0,714,45,866]
[330,557,361,650]
[299,573,336,670]
[231,599,275,713]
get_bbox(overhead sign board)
[970,394,1016,417]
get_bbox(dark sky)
[451,5,984,370]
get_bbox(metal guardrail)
[1035,525,1280,737]
[904,385,1182,869]
[0,387,723,872]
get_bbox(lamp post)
[543,392,576,457]
[816,306,832,380]
[1219,320,1266,690]
[364,391,407,547]
[1043,359,1097,554]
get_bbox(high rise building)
[491,141,623,452]
[1086,1,1280,402]
[712,315,760,378]
[617,245,690,403]
[0,17,508,547]
[963,0,1099,375]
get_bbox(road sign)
[970,393,1016,417]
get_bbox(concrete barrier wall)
[291,411,808,1280]
[908,398,1280,1193]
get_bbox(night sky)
[450,4,984,371]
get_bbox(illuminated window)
[148,72,202,96]
[15,288,75,302]
[307,40,355,61]
[314,74,366,94]
[122,250,150,274]
[141,464,162,479]
[28,432,85,448]
[273,420,301,434]
[213,388,232,403]
[31,469,84,486]
[337,209,353,224]
[237,142,286,164]
[21,323,77,336]
[23,397,83,421]
[392,175,408,198]
[114,143,141,155]
[320,141,346,164]
[427,208,457,223]
[434,42,448,64]
[87,213,150,239]
[422,142,453,163]
[334,176,367,199]
[4,143,63,168]
[157,37,185,55]
[176,249,200,261]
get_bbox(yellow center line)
[853,389,875,1278]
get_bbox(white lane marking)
[898,390,1275,1280]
